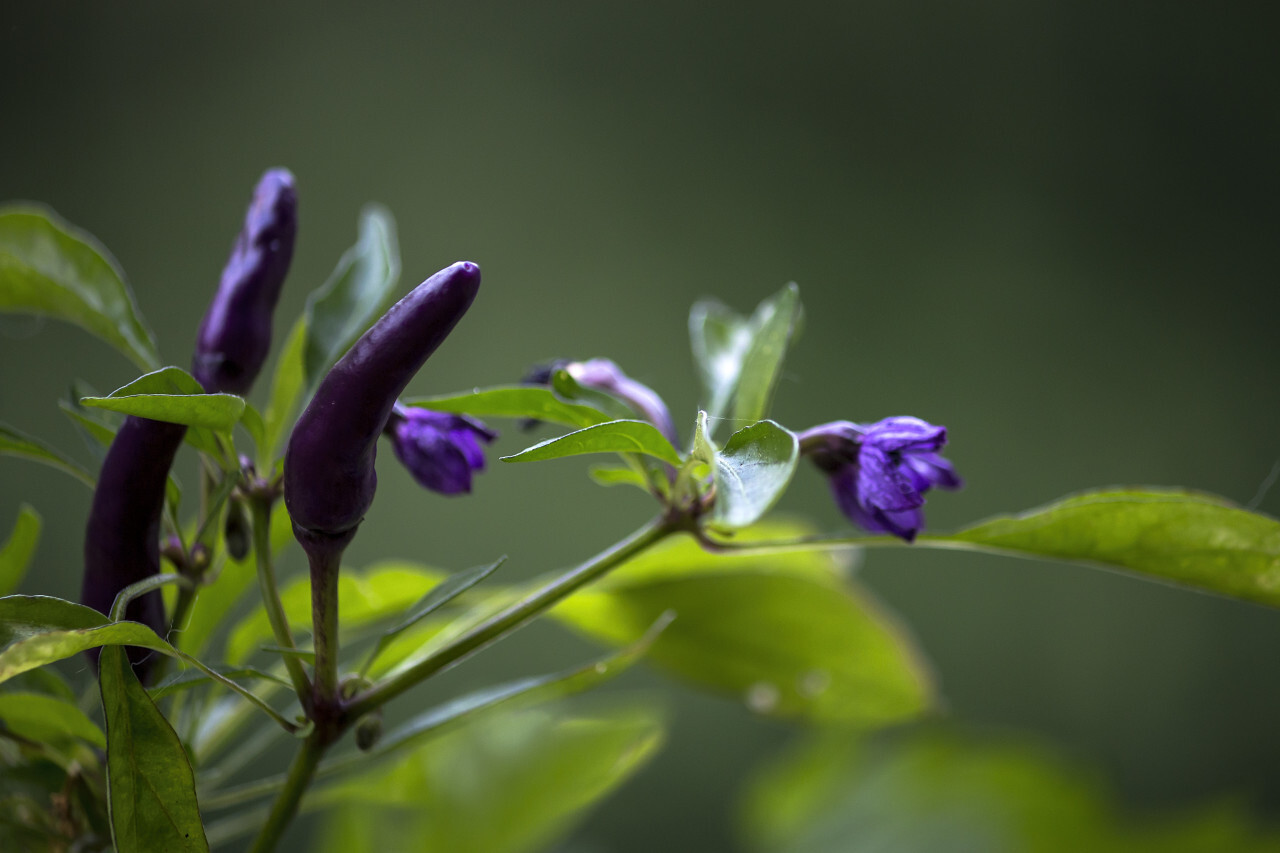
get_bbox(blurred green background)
[3,2,1279,850]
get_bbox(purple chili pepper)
[192,168,298,395]
[284,261,481,550]
[81,416,185,677]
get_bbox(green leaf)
[0,595,296,732]
[260,317,307,467]
[501,419,683,467]
[930,489,1280,608]
[741,727,1280,853]
[225,562,444,664]
[80,366,245,431]
[407,386,610,429]
[316,702,665,853]
[304,205,400,388]
[0,505,40,596]
[0,206,160,370]
[732,283,801,425]
[362,558,506,675]
[549,368,636,421]
[0,690,106,749]
[553,531,932,726]
[709,420,799,530]
[239,403,266,452]
[587,464,652,490]
[99,645,210,852]
[689,299,755,429]
[0,421,94,487]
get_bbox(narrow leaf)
[0,421,94,487]
[501,419,683,467]
[0,504,41,596]
[99,645,210,852]
[732,283,801,425]
[931,488,1280,608]
[587,465,652,490]
[362,558,506,675]
[407,386,610,429]
[304,205,400,388]
[148,666,291,701]
[710,420,799,529]
[0,206,160,370]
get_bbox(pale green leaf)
[81,366,245,431]
[0,690,105,749]
[407,386,610,429]
[0,206,160,370]
[0,421,94,487]
[710,420,798,529]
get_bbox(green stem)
[696,530,986,556]
[245,730,326,853]
[344,516,677,720]
[308,545,342,718]
[250,497,313,709]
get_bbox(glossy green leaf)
[99,645,209,852]
[553,531,930,726]
[0,505,40,596]
[0,595,296,731]
[316,702,665,853]
[501,419,683,467]
[928,489,1280,608]
[689,299,755,431]
[710,420,799,530]
[0,691,105,749]
[587,464,652,490]
[549,368,636,421]
[239,402,266,452]
[362,558,506,675]
[304,205,400,388]
[81,366,245,431]
[0,421,94,487]
[260,317,307,466]
[407,386,610,429]
[741,727,1280,853]
[0,206,160,370]
[732,283,801,425]
[225,562,443,664]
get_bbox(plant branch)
[250,496,313,710]
[344,515,678,720]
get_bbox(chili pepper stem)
[245,728,326,853]
[250,496,313,710]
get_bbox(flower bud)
[284,262,481,544]
[192,168,298,395]
[224,500,250,561]
[81,415,185,678]
[384,404,496,495]
[355,709,384,752]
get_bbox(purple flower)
[385,404,497,495]
[799,416,961,542]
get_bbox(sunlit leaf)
[304,205,400,388]
[501,419,683,467]
[741,727,1280,853]
[0,505,40,596]
[587,464,652,490]
[407,386,610,429]
[0,206,160,370]
[316,702,665,853]
[689,299,754,432]
[929,489,1280,608]
[99,645,209,852]
[553,528,928,726]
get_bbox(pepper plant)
[1,169,1278,852]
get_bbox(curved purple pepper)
[192,168,298,395]
[81,416,185,677]
[284,262,481,548]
